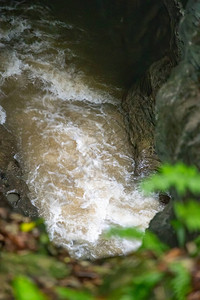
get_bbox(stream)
[0,1,163,259]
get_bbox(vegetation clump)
[1,163,200,300]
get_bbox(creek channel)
[0,1,163,259]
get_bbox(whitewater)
[0,2,163,259]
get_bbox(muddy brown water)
[0,2,163,258]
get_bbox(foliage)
[55,287,93,300]
[141,163,200,196]
[20,218,44,232]
[174,200,200,231]
[102,163,200,299]
[106,226,144,240]
[12,276,47,300]
[106,227,168,256]
[2,163,200,300]
[141,230,169,256]
[1,252,69,280]
[128,271,164,300]
[169,263,191,300]
[171,219,186,247]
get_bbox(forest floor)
[1,207,200,300]
[0,207,113,299]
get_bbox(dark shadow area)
[41,0,171,88]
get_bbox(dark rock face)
[122,56,173,176]
[0,125,37,217]
[156,64,200,167]
[149,202,178,247]
[121,0,183,176]
[150,0,200,244]
[156,0,200,168]
[122,0,200,177]
[123,0,200,245]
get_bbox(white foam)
[16,99,162,258]
[0,16,30,41]
[0,106,6,124]
[0,4,163,259]
[26,63,117,104]
[0,51,24,80]
[0,5,117,105]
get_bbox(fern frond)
[169,263,191,300]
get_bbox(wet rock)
[150,0,200,244]
[122,0,200,245]
[122,56,175,176]
[159,193,171,205]
[121,0,183,176]
[156,0,200,169]
[6,192,20,206]
[149,201,178,247]
[163,0,184,61]
[0,125,38,218]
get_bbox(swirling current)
[0,1,163,259]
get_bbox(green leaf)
[106,227,168,255]
[105,227,144,240]
[129,271,163,300]
[169,263,191,300]
[56,287,93,300]
[141,231,169,256]
[141,174,169,194]
[141,163,200,196]
[174,200,200,231]
[171,220,186,247]
[194,235,200,250]
[12,276,47,300]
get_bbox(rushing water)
[0,1,163,259]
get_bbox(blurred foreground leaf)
[106,226,168,256]
[141,163,200,196]
[105,227,144,240]
[170,263,191,300]
[1,252,69,279]
[141,231,169,256]
[130,271,164,300]
[171,219,186,247]
[12,276,47,300]
[174,200,200,231]
[56,287,93,300]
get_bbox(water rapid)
[0,2,163,259]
